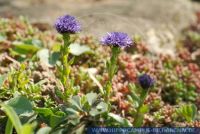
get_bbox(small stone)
[32,71,42,83]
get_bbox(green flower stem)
[59,33,72,98]
[133,89,149,127]
[104,46,120,103]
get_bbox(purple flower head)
[55,15,81,34]
[100,32,133,48]
[138,74,154,90]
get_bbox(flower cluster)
[100,32,133,47]
[138,74,154,90]
[55,15,81,34]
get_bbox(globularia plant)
[55,15,81,99]
[131,74,154,127]
[100,32,132,102]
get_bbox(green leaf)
[35,108,64,128]
[51,129,63,134]
[37,49,49,65]
[65,108,79,115]
[67,115,80,125]
[13,45,39,55]
[50,115,63,128]
[191,104,197,120]
[12,41,40,55]
[24,39,43,48]
[49,52,60,65]
[52,43,61,52]
[5,119,13,134]
[36,127,52,134]
[89,109,99,116]
[108,113,132,127]
[69,96,82,111]
[21,124,33,134]
[128,84,140,102]
[34,108,54,116]
[54,88,64,99]
[139,105,149,114]
[69,43,91,56]
[86,92,98,106]
[0,74,6,87]
[96,102,107,111]
[89,102,108,116]
[133,113,145,127]
[34,107,64,128]
[6,96,33,115]
[1,104,22,134]
[68,57,75,65]
[176,104,197,122]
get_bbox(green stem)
[59,33,72,98]
[133,90,148,127]
[104,47,120,103]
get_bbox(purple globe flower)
[138,74,154,90]
[100,32,133,47]
[54,15,81,34]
